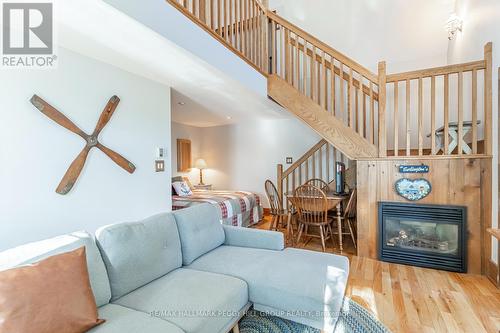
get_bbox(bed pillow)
[182,177,195,190]
[172,181,193,196]
[0,247,105,333]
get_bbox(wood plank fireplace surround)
[357,158,492,275]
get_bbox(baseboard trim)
[486,259,498,287]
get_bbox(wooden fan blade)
[30,95,87,139]
[97,143,136,173]
[93,95,120,136]
[56,147,91,195]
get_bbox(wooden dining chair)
[264,180,294,244]
[331,188,357,248]
[293,184,334,252]
[305,178,330,192]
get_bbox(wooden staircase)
[165,0,492,161]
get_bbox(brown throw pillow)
[0,247,105,333]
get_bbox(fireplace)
[378,202,467,272]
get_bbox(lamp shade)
[194,158,207,169]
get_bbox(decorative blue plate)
[395,178,431,201]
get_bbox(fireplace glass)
[379,202,466,272]
[384,219,459,256]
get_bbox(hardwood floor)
[254,217,500,333]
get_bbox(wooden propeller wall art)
[30,95,136,195]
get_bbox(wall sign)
[395,178,432,201]
[399,165,429,173]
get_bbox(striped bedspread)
[172,190,263,227]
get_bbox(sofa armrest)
[222,225,285,251]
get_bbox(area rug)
[239,298,391,333]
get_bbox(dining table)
[285,190,349,252]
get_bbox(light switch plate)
[155,160,165,172]
[286,157,293,164]
[156,147,165,159]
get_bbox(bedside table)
[194,184,212,190]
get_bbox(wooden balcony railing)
[166,0,493,159]
[383,43,492,157]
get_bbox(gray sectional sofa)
[0,203,349,333]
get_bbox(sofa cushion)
[113,268,248,333]
[0,247,105,333]
[0,231,111,307]
[88,304,184,333]
[186,246,349,331]
[173,204,225,265]
[96,212,182,300]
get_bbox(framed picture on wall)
[177,139,191,172]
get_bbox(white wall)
[171,121,203,182]
[447,0,500,263]
[171,118,322,206]
[0,48,172,251]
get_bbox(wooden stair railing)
[268,75,378,160]
[276,139,348,209]
[165,0,493,160]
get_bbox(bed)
[172,189,263,227]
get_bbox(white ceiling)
[56,0,287,128]
[171,89,235,127]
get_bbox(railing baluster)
[312,151,316,179]
[311,46,316,101]
[217,0,222,36]
[457,71,463,155]
[393,81,399,156]
[331,56,336,116]
[363,91,367,139]
[339,63,345,124]
[357,74,364,135]
[348,68,354,128]
[271,21,276,74]
[418,77,423,156]
[284,28,291,83]
[431,76,436,155]
[322,51,328,110]
[484,42,492,155]
[406,79,411,156]
[302,40,307,95]
[472,69,478,154]
[370,82,374,144]
[295,34,300,89]
[210,0,215,29]
[444,74,449,154]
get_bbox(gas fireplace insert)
[378,202,467,272]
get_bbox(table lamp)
[194,158,207,185]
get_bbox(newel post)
[377,61,387,157]
[484,42,493,156]
[277,164,284,206]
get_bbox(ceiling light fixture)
[445,14,463,40]
[177,102,186,106]
[226,116,232,120]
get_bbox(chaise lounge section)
[0,203,349,332]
